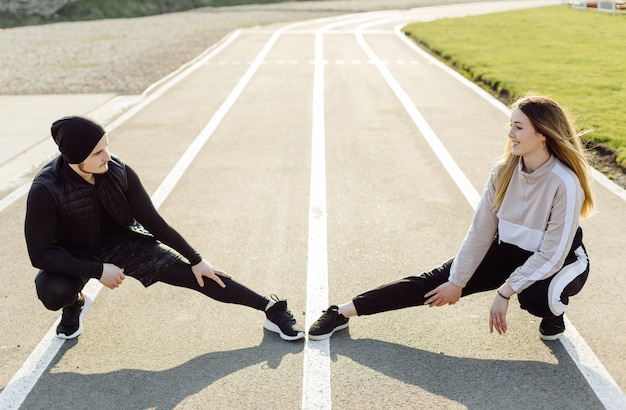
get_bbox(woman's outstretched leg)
[308,259,453,340]
[308,239,520,340]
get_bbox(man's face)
[78,134,111,175]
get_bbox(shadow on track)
[20,331,303,409]
[330,331,604,410]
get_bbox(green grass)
[403,6,626,168]
[4,2,625,168]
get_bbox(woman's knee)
[518,283,574,318]
[517,285,553,318]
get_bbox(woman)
[308,95,594,341]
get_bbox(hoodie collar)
[518,155,556,181]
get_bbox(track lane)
[2,2,625,409]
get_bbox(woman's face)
[507,108,545,158]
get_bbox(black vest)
[33,154,134,250]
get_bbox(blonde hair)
[493,95,594,218]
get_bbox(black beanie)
[51,116,106,164]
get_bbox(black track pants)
[353,228,588,319]
[154,259,269,311]
[35,271,89,311]
[35,259,269,312]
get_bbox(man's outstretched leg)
[155,260,304,341]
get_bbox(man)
[25,115,304,341]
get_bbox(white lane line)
[355,20,481,209]
[107,29,242,133]
[151,20,301,209]
[391,22,626,410]
[393,19,626,202]
[589,167,626,202]
[300,11,410,410]
[0,277,100,410]
[355,15,626,410]
[0,30,242,410]
[0,182,29,213]
[561,316,626,409]
[0,30,242,216]
[302,21,331,410]
[0,20,307,410]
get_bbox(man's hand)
[100,263,125,289]
[191,259,232,288]
[424,281,462,307]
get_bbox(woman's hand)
[191,259,232,288]
[425,281,462,307]
[490,285,514,335]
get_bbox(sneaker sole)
[308,322,349,341]
[540,331,564,341]
[56,293,93,340]
[263,320,305,341]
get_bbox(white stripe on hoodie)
[449,155,584,292]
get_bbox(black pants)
[353,228,589,319]
[35,259,268,312]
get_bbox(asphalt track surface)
[1,1,626,409]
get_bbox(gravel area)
[2,0,624,187]
[0,0,480,95]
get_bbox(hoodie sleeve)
[448,165,500,287]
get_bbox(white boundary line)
[301,3,626,408]
[0,28,242,410]
[105,29,243,135]
[561,316,626,409]
[0,30,242,215]
[392,17,626,203]
[355,18,481,209]
[0,19,309,410]
[352,16,626,410]
[0,182,29,213]
[300,11,405,410]
[2,3,625,409]
[301,22,332,409]
[391,21,626,409]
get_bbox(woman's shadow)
[329,330,607,410]
[21,331,303,409]
[20,329,611,409]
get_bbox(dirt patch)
[587,144,626,190]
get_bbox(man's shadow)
[21,330,303,410]
[21,329,610,409]
[328,330,606,410]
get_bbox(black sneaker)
[308,305,349,341]
[539,314,565,341]
[56,293,92,339]
[263,295,305,341]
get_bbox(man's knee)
[35,271,84,311]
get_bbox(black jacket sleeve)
[24,183,103,278]
[125,165,202,265]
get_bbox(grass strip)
[403,5,626,168]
